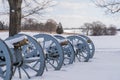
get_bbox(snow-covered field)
[0,31,120,80]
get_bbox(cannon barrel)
[60,40,69,46]
[13,38,28,48]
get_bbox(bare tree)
[94,0,120,14]
[81,21,117,36]
[107,24,117,35]
[0,21,4,30]
[45,19,57,33]
[90,21,107,36]
[81,23,92,35]
[1,0,54,36]
[22,18,36,30]
[7,0,22,36]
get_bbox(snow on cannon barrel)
[5,34,45,79]
[0,39,12,80]
[67,35,91,62]
[5,36,28,48]
[54,35,75,65]
[33,33,64,70]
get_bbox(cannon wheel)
[54,35,75,65]
[0,39,12,80]
[34,33,64,70]
[5,34,45,79]
[79,35,95,58]
[67,35,90,62]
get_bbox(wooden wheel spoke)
[13,67,17,76]
[23,64,38,72]
[47,59,59,69]
[33,60,39,68]
[21,66,31,79]
[18,67,21,78]
[48,42,54,48]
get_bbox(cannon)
[78,35,95,58]
[33,33,64,70]
[0,32,95,80]
[67,35,90,62]
[54,35,75,65]
[2,34,45,79]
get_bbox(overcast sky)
[47,0,120,28]
[0,0,120,28]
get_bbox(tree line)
[0,18,64,34]
[81,21,117,36]
[21,18,57,33]
[0,19,118,36]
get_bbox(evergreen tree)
[56,22,64,34]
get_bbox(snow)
[0,31,120,80]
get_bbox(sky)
[45,0,120,28]
[0,0,120,28]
